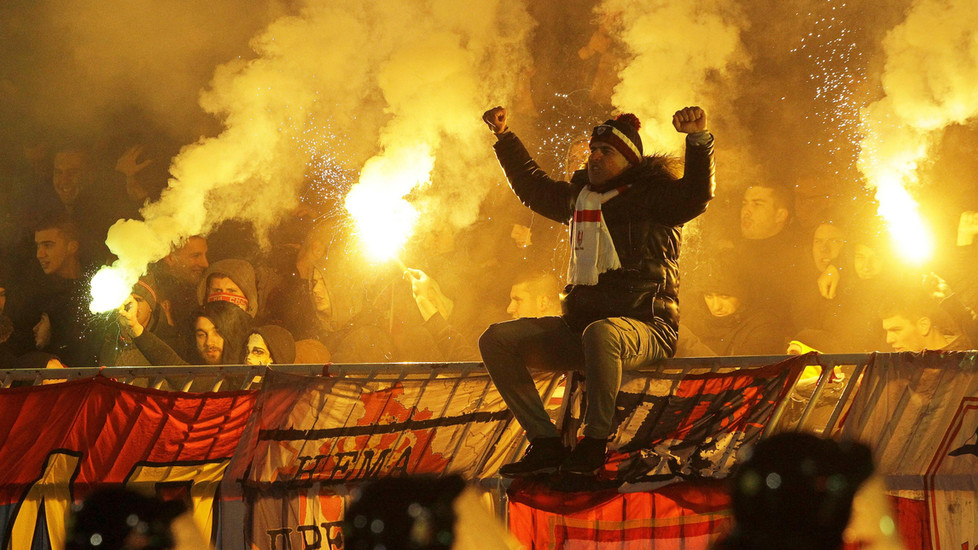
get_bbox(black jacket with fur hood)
[492,131,715,355]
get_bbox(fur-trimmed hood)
[571,153,681,193]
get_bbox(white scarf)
[567,185,628,285]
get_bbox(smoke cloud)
[857,0,978,261]
[5,0,977,319]
[0,0,281,142]
[93,0,534,309]
[596,0,750,153]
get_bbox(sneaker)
[560,437,608,476]
[499,437,569,477]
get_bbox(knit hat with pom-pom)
[590,113,643,165]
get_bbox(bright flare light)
[89,266,137,314]
[872,172,934,264]
[344,145,434,262]
[346,189,420,261]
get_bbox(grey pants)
[478,316,669,441]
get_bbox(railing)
[0,361,490,391]
[0,352,890,534]
[635,353,874,435]
[1,352,875,437]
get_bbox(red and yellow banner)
[0,353,976,549]
[509,481,731,550]
[507,356,806,549]
[0,376,255,549]
[231,369,535,549]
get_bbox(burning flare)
[81,0,530,312]
[89,218,174,313]
[344,144,434,262]
[871,171,934,263]
[89,266,136,314]
[857,0,978,265]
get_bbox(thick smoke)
[0,0,281,142]
[595,0,750,153]
[95,0,533,309]
[7,0,975,316]
[857,0,978,261]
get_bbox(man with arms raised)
[479,105,715,476]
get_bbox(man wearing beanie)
[479,105,715,477]
[686,263,783,356]
[101,275,164,366]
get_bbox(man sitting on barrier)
[479,105,715,477]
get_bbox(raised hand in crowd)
[957,211,978,247]
[404,268,453,322]
[482,106,508,134]
[33,313,51,350]
[672,106,708,133]
[818,264,840,300]
[116,145,156,203]
[117,295,145,338]
[115,145,154,179]
[922,272,952,301]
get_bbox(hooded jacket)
[197,258,259,317]
[492,131,714,354]
[252,324,296,364]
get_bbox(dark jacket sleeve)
[493,133,576,224]
[422,313,479,362]
[134,330,189,366]
[628,133,716,226]
[262,270,320,341]
[733,314,788,356]
[941,293,978,348]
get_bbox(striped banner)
[839,351,978,550]
[228,369,546,549]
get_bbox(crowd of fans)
[0,139,511,371]
[2,136,977,371]
[678,181,978,358]
[2,142,920,550]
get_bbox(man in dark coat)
[478,105,715,476]
[18,214,100,367]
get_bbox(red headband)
[135,280,158,305]
[207,292,249,310]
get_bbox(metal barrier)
[0,353,879,534]
[0,353,875,437]
[0,361,489,391]
[634,353,875,435]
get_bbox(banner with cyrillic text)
[225,369,536,549]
